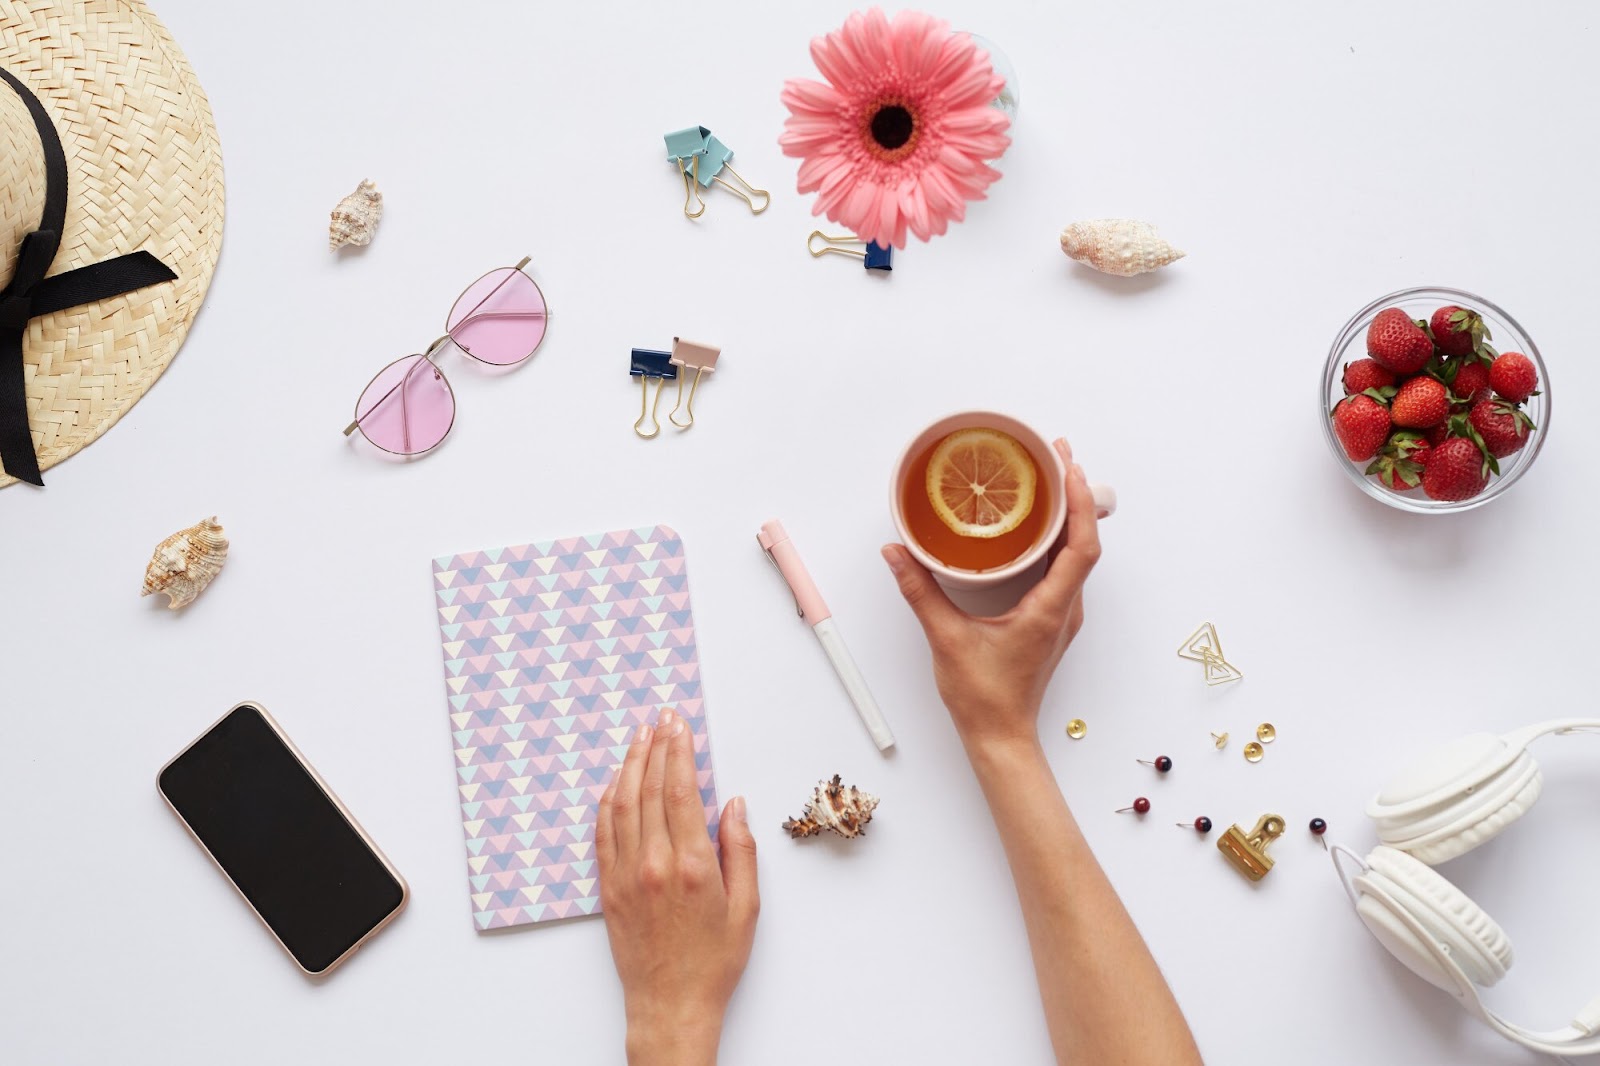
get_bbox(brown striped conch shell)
[142,516,228,609]
[782,775,879,839]
[329,179,383,250]
[1059,219,1185,277]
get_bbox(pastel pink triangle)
[496,907,521,925]
[491,871,517,890]
[546,900,573,919]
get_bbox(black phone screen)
[158,704,405,973]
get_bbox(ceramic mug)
[890,411,1116,592]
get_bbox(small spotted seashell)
[1059,218,1185,277]
[329,179,383,251]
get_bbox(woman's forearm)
[967,734,1203,1066]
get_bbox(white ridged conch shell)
[329,179,383,250]
[141,516,228,609]
[782,775,879,839]
[1059,219,1185,277]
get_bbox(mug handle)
[1089,482,1117,519]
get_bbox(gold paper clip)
[668,338,720,430]
[1218,814,1285,882]
[1178,621,1243,685]
[630,348,676,439]
[807,231,893,271]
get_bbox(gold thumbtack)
[1243,741,1264,763]
[1256,722,1277,744]
[1218,813,1285,881]
[1211,731,1229,750]
[1066,718,1088,740]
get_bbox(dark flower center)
[870,104,915,150]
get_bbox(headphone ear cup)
[1401,765,1542,865]
[1358,846,1512,989]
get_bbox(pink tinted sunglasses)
[343,256,549,456]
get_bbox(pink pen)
[758,520,895,752]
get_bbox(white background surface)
[3,2,1599,1063]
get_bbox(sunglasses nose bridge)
[425,334,454,362]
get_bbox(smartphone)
[158,702,407,975]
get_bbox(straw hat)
[0,0,223,488]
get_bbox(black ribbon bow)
[0,65,177,486]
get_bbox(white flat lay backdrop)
[3,2,1599,1063]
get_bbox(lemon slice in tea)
[925,428,1038,538]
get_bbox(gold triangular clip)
[1177,621,1222,664]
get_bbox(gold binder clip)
[1218,814,1286,882]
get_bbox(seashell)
[142,516,228,609]
[328,179,383,251]
[782,774,879,839]
[1059,218,1184,277]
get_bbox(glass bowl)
[1321,286,1550,513]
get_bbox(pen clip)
[756,532,804,618]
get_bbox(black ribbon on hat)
[0,66,177,486]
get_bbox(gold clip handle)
[633,375,667,439]
[679,157,707,219]
[713,164,770,214]
[807,231,866,260]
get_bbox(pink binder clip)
[668,338,720,430]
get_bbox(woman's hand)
[882,438,1102,753]
[597,707,760,1066]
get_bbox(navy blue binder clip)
[807,231,892,272]
[630,349,678,439]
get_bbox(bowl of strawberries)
[1324,287,1548,512]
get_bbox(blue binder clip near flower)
[807,230,892,272]
[664,125,769,218]
[630,348,677,439]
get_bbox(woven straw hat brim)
[0,0,224,488]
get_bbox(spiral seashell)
[142,516,228,609]
[1059,218,1184,277]
[329,179,383,251]
[782,775,879,839]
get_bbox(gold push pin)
[1243,741,1265,763]
[1256,722,1277,744]
[1211,731,1229,750]
[1066,718,1088,739]
[1218,813,1285,881]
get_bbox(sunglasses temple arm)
[448,259,536,338]
[344,348,442,436]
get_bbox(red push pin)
[1176,816,1213,834]
[1116,797,1152,815]
[1136,755,1174,774]
[1309,817,1328,850]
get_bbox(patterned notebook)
[431,525,719,930]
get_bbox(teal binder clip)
[663,125,769,218]
[664,126,712,219]
[690,135,770,214]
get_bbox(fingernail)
[880,544,904,574]
[731,796,747,822]
[658,708,675,734]
[672,716,686,737]
[636,723,652,744]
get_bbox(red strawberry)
[1425,421,1452,446]
[1422,438,1491,501]
[1367,308,1434,374]
[1448,359,1492,408]
[1390,376,1449,428]
[1331,394,1391,462]
[1342,358,1397,396]
[1366,431,1432,492]
[1489,352,1538,403]
[1468,398,1534,458]
[1429,305,1488,359]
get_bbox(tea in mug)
[900,427,1049,571]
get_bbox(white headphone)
[1334,719,1600,1057]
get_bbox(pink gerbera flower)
[779,9,1011,250]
